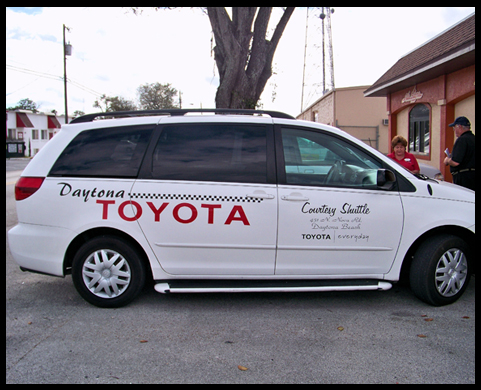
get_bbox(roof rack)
[70,108,295,124]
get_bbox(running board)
[154,280,392,294]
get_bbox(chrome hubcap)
[82,249,131,299]
[435,248,468,297]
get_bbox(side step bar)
[154,280,392,294]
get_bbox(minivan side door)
[132,123,278,275]
[275,126,404,276]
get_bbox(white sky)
[6,7,475,118]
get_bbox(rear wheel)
[410,234,471,306]
[72,236,146,308]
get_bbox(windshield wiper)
[414,173,438,183]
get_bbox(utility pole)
[63,24,72,124]
[301,7,309,113]
[320,9,326,94]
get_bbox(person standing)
[444,116,475,191]
[387,135,420,174]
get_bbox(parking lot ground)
[5,266,476,384]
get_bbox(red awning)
[47,116,61,129]
[16,112,34,128]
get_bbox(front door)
[276,126,404,276]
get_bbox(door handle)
[246,193,275,200]
[281,195,309,202]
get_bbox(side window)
[49,125,154,178]
[152,124,267,184]
[281,127,382,188]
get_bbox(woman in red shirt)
[387,135,420,174]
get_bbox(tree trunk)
[207,7,295,109]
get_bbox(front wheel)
[410,234,471,306]
[72,236,146,308]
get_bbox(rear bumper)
[8,223,76,277]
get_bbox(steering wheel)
[325,160,345,185]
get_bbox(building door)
[409,104,430,155]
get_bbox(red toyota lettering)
[147,202,169,222]
[173,203,198,224]
[224,205,250,225]
[96,200,116,220]
[119,201,143,222]
[201,204,222,224]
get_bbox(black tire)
[410,234,471,306]
[72,235,146,308]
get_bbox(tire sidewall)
[410,234,471,306]
[72,236,146,308]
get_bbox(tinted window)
[152,124,267,183]
[49,125,154,178]
[281,127,382,188]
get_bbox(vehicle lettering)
[202,204,222,224]
[337,233,370,243]
[58,182,125,203]
[303,203,371,244]
[97,200,115,220]
[301,202,370,217]
[119,201,142,222]
[95,200,250,225]
[340,203,370,215]
[224,205,250,226]
[173,203,198,224]
[301,202,336,217]
[302,234,332,240]
[147,202,169,222]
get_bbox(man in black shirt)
[444,116,475,191]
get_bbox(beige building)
[297,86,389,154]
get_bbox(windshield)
[388,160,438,182]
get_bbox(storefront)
[364,13,475,183]
[6,141,26,158]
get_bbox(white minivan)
[8,109,475,308]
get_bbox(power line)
[6,63,103,97]
[67,79,103,97]
[6,64,62,82]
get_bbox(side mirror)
[377,169,396,190]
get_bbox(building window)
[32,129,39,140]
[409,104,430,155]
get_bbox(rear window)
[49,125,154,178]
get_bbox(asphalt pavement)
[5,158,475,384]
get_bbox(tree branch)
[269,7,295,55]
